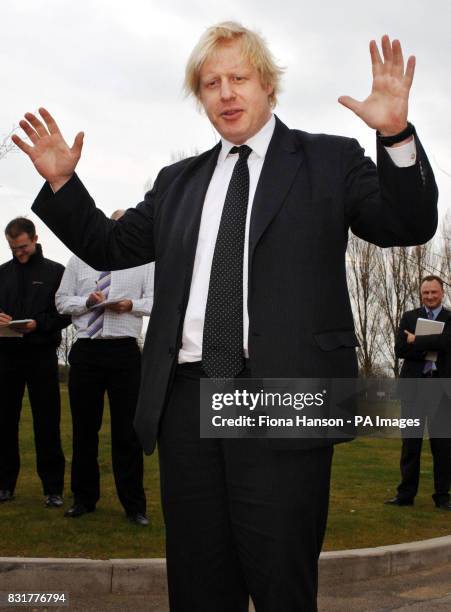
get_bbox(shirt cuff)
[384,139,417,168]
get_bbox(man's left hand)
[9,320,37,333]
[338,35,415,138]
[105,300,133,314]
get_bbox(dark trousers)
[68,338,145,514]
[0,343,65,495]
[158,363,333,612]
[397,392,451,504]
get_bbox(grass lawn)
[0,386,449,559]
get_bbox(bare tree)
[347,210,451,378]
[347,235,383,376]
[170,149,200,163]
[143,177,153,194]
[374,247,413,376]
[405,242,443,303]
[0,126,19,162]
[142,148,201,196]
[58,325,76,367]
[374,240,443,376]
[438,211,451,290]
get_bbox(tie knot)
[230,145,252,161]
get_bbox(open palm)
[12,108,84,190]
[339,36,415,136]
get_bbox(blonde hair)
[184,21,284,108]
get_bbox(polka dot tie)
[202,145,252,378]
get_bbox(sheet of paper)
[88,299,124,310]
[8,319,34,326]
[414,317,445,362]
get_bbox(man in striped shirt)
[55,210,154,526]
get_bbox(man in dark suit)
[13,21,437,612]
[0,217,70,507]
[386,275,451,510]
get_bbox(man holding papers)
[55,210,154,525]
[387,275,451,510]
[0,217,70,507]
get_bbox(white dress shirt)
[56,255,154,339]
[178,114,417,363]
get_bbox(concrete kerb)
[0,558,112,594]
[0,536,450,595]
[111,559,167,595]
[319,536,451,585]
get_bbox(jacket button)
[177,304,183,314]
[169,346,176,356]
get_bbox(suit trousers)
[397,405,450,504]
[398,382,451,503]
[68,338,145,514]
[0,342,65,495]
[158,362,333,612]
[398,435,450,503]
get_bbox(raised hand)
[338,36,415,136]
[12,108,84,192]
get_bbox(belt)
[76,337,136,345]
[177,359,252,378]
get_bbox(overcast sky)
[1,0,450,265]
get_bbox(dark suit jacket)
[31,116,438,453]
[0,244,70,348]
[395,306,451,429]
[395,306,451,378]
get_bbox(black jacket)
[0,244,70,348]
[395,306,451,377]
[32,117,438,453]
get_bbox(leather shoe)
[384,496,414,506]
[435,501,451,511]
[127,512,149,527]
[64,503,95,518]
[0,490,14,503]
[45,494,63,508]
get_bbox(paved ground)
[0,563,449,611]
[319,563,451,611]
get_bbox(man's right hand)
[12,108,84,193]
[0,313,12,328]
[404,330,415,344]
[86,291,105,308]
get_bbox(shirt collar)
[218,114,275,164]
[425,305,442,319]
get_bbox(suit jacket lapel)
[179,142,221,298]
[177,118,305,300]
[249,116,305,269]
[181,143,221,255]
[417,306,450,327]
[436,306,450,323]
